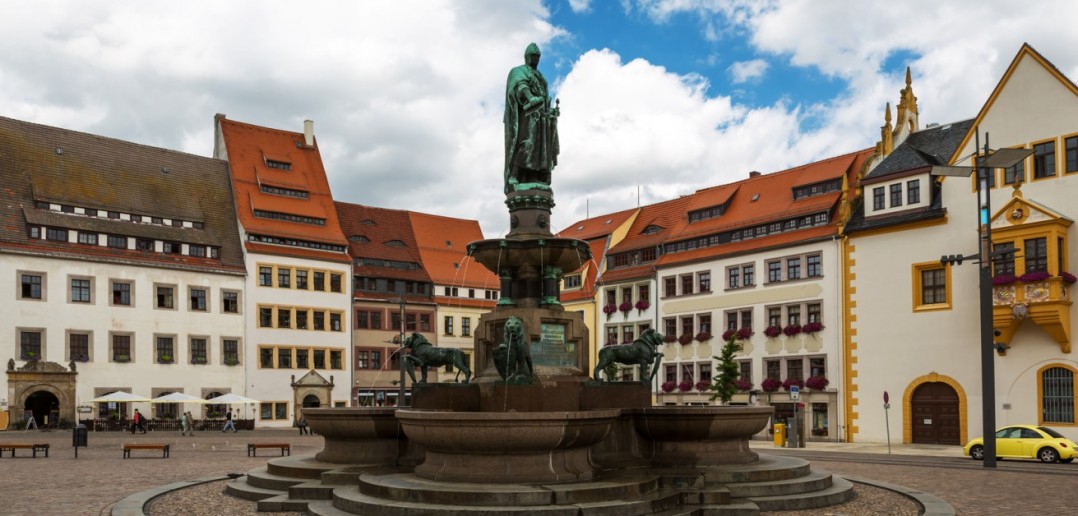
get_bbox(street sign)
[789,385,800,400]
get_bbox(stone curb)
[841,475,956,515]
[110,475,234,516]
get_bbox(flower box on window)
[735,379,754,391]
[695,380,711,392]
[157,355,173,364]
[602,304,617,317]
[191,358,207,365]
[761,378,781,392]
[736,327,753,340]
[695,332,712,342]
[763,325,782,338]
[660,381,677,393]
[782,377,805,391]
[782,324,802,337]
[618,302,633,314]
[635,299,650,311]
[224,357,239,366]
[1019,271,1051,283]
[805,375,829,390]
[1060,272,1077,284]
[992,273,1018,286]
[721,329,736,341]
[115,355,131,363]
[677,381,693,392]
[802,322,824,334]
[662,334,677,343]
[678,334,693,345]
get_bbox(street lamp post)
[934,130,1032,469]
[389,298,407,406]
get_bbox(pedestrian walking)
[179,411,191,436]
[130,409,146,434]
[222,408,237,432]
[297,416,309,435]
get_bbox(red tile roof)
[557,208,638,240]
[335,201,431,283]
[216,116,349,262]
[409,212,499,288]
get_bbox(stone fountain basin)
[632,406,774,466]
[468,237,592,275]
[303,407,402,464]
[396,409,619,483]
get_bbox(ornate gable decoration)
[293,370,333,387]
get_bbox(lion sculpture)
[593,328,664,382]
[493,316,533,381]
[402,333,471,383]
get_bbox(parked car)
[964,425,1077,463]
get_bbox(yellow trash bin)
[773,423,786,446]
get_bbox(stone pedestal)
[472,307,589,384]
[304,408,404,465]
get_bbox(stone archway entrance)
[302,394,321,409]
[25,390,60,427]
[911,382,960,445]
[6,360,77,428]
[292,371,334,423]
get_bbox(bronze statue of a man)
[504,43,559,194]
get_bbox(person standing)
[179,411,190,436]
[222,408,237,433]
[131,409,146,434]
[297,415,309,436]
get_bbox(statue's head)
[504,316,525,340]
[524,43,541,67]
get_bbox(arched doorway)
[302,394,321,409]
[911,382,960,445]
[204,391,225,419]
[25,390,59,427]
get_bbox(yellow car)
[964,425,1078,463]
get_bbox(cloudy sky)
[3,1,1077,236]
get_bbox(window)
[913,262,951,310]
[296,309,309,330]
[156,285,174,309]
[739,361,752,385]
[20,273,43,300]
[1040,365,1075,424]
[1024,237,1048,273]
[277,307,292,328]
[992,242,1016,276]
[739,310,752,331]
[190,288,207,311]
[681,316,694,337]
[807,303,822,323]
[768,307,782,327]
[163,241,181,254]
[767,261,781,283]
[259,267,272,286]
[46,227,68,241]
[222,291,239,313]
[70,278,91,303]
[663,318,676,337]
[107,235,127,249]
[663,277,676,297]
[680,275,693,296]
[639,284,650,305]
[260,348,274,368]
[563,274,582,289]
[810,357,826,377]
[786,257,801,280]
[278,268,291,288]
[356,349,370,369]
[260,402,289,421]
[111,281,131,306]
[1033,141,1056,179]
[314,272,325,291]
[297,349,309,369]
[296,270,309,290]
[314,311,325,331]
[786,305,800,326]
[728,267,740,289]
[698,272,711,292]
[1004,155,1025,184]
[907,179,920,204]
[889,183,902,208]
[1066,136,1078,174]
[314,349,326,369]
[765,359,781,381]
[330,274,343,293]
[20,330,43,361]
[265,159,292,170]
[743,264,755,286]
[259,307,273,327]
[786,358,804,380]
[78,232,97,245]
[223,339,239,365]
[112,334,132,362]
[156,336,175,364]
[190,338,208,364]
[189,244,206,257]
[806,254,822,277]
[872,186,885,211]
[462,317,471,337]
[136,238,154,251]
[330,313,342,332]
[278,348,293,368]
[331,350,343,369]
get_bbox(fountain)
[226,43,853,515]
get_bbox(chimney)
[303,120,314,147]
[749,171,762,178]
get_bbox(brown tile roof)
[216,116,349,262]
[608,196,694,254]
[335,201,431,284]
[409,212,498,288]
[557,208,638,240]
[0,115,245,274]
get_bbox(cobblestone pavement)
[1,429,1074,515]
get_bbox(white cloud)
[568,0,592,13]
[728,59,769,83]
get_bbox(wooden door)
[911,382,961,445]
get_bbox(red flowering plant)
[735,379,753,391]
[695,331,713,342]
[763,325,782,338]
[695,380,711,392]
[736,327,753,340]
[1019,270,1051,283]
[805,375,830,390]
[782,377,805,391]
[677,380,694,392]
[992,273,1018,286]
[660,381,677,393]
[761,378,781,392]
[1060,272,1077,284]
[662,334,677,343]
[801,322,824,334]
[635,299,650,311]
[678,334,693,345]
[721,329,736,341]
[602,304,617,317]
[782,323,802,337]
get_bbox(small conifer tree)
[708,334,742,404]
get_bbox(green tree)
[708,334,742,404]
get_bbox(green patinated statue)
[494,316,534,382]
[504,43,560,194]
[402,333,471,383]
[593,328,665,383]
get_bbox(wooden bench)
[123,443,170,458]
[247,443,290,457]
[0,443,50,458]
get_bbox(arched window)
[1040,365,1076,425]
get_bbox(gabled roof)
[558,207,638,241]
[949,43,1078,164]
[609,196,694,254]
[866,119,975,181]
[335,201,430,284]
[409,211,498,289]
[0,115,245,274]
[216,116,349,263]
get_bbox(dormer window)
[688,205,724,223]
[792,178,841,200]
[348,235,370,243]
[642,224,664,234]
[265,159,292,170]
[385,240,406,248]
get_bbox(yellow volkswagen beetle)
[964,425,1078,463]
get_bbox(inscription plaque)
[531,323,575,367]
